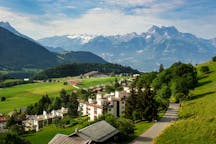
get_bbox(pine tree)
[159,64,164,72]
[68,92,79,117]
[125,87,137,120]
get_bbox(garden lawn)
[24,120,154,144]
[154,61,216,144]
[23,117,89,144]
[134,121,154,137]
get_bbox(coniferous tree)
[125,87,137,120]
[60,89,69,106]
[159,64,164,72]
[52,97,62,110]
[68,92,79,117]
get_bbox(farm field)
[154,61,216,144]
[0,76,117,114]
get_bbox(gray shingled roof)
[49,120,119,144]
[48,134,89,144]
[73,120,119,142]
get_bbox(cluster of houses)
[22,107,68,132]
[79,84,131,121]
[1,74,140,137]
[22,77,134,132]
[79,89,130,121]
[0,113,7,131]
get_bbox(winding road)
[130,103,179,144]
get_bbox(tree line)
[26,89,79,117]
[0,79,32,88]
[125,62,198,121]
[32,63,139,80]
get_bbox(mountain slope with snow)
[39,26,216,71]
[0,21,36,42]
[38,34,96,51]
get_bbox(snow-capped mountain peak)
[147,25,160,33]
[66,34,96,44]
[114,32,139,42]
[0,21,21,36]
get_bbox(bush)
[96,114,135,141]
[116,118,135,140]
[1,96,6,101]
[0,132,31,144]
[9,125,25,135]
[200,66,210,74]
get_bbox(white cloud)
[105,0,154,7]
[136,50,144,54]
[0,1,216,40]
[131,0,184,16]
[48,8,165,36]
[0,7,57,39]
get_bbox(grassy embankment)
[0,77,116,114]
[154,61,216,144]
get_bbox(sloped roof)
[83,71,99,77]
[49,120,119,144]
[73,120,119,142]
[48,134,89,144]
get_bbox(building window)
[122,101,124,104]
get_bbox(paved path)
[130,103,179,144]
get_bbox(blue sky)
[0,0,215,39]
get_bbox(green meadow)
[0,76,116,114]
[154,61,216,144]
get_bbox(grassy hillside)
[0,77,116,114]
[154,61,216,144]
[0,27,59,70]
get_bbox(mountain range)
[1,21,216,72]
[39,26,216,71]
[0,22,107,71]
